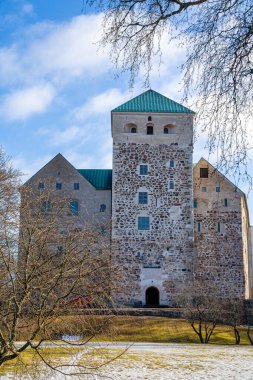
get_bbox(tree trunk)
[234,326,240,345]
[247,326,253,345]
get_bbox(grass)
[0,346,81,376]
[96,316,252,345]
[14,314,253,345]
[0,316,249,378]
[1,316,252,376]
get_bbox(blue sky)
[1,0,253,222]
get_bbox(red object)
[60,295,93,308]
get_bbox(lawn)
[1,316,252,377]
[97,316,252,345]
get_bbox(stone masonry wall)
[111,112,194,306]
[193,158,246,298]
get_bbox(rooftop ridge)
[112,89,194,114]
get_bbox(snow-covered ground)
[95,343,253,380]
[3,343,253,379]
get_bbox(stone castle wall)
[193,159,247,298]
[111,113,194,306]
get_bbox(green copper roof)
[78,169,112,190]
[112,89,194,114]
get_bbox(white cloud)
[0,14,110,88]
[1,84,55,122]
[64,135,113,169]
[26,15,108,80]
[0,48,23,86]
[73,88,133,120]
[12,154,53,182]
[21,3,34,16]
[38,125,89,147]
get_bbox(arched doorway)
[145,286,159,306]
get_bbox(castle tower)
[111,90,195,306]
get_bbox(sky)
[0,0,253,223]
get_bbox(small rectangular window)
[38,182,44,189]
[216,187,220,192]
[74,183,79,190]
[224,198,228,207]
[139,192,148,204]
[100,204,106,212]
[56,246,63,254]
[217,222,221,233]
[56,183,62,190]
[138,216,150,230]
[147,126,153,135]
[193,199,197,208]
[69,200,79,215]
[140,164,148,175]
[170,159,174,168]
[41,200,51,214]
[197,222,201,233]
[200,168,208,178]
[202,187,207,192]
[99,226,106,235]
[169,180,174,190]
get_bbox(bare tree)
[0,149,120,377]
[180,281,224,343]
[220,298,245,345]
[245,302,253,345]
[87,0,253,183]
[247,325,253,345]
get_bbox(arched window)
[125,123,137,133]
[163,124,176,134]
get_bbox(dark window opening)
[100,204,106,212]
[131,127,137,133]
[56,246,63,254]
[56,183,62,190]
[74,183,79,190]
[41,200,51,214]
[38,182,44,189]
[140,165,148,175]
[138,216,150,230]
[145,286,159,306]
[69,200,79,215]
[148,116,152,121]
[99,226,106,235]
[164,127,169,134]
[193,199,197,208]
[138,192,148,204]
[200,168,208,178]
[147,126,153,135]
[224,198,228,207]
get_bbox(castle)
[23,89,253,306]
